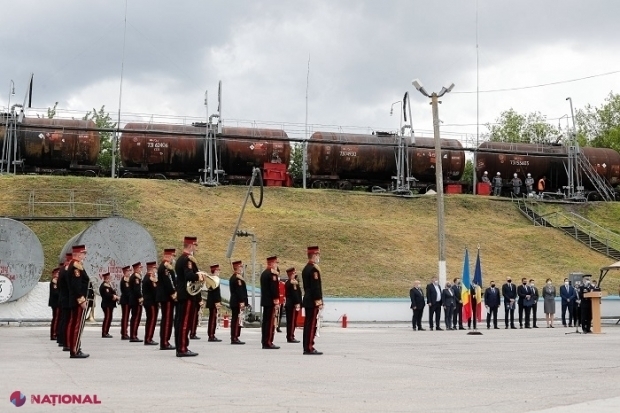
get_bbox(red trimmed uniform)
[229,274,248,343]
[48,278,60,340]
[119,275,131,339]
[66,260,88,356]
[99,282,117,337]
[128,272,143,340]
[206,286,221,340]
[285,278,302,342]
[174,253,201,354]
[142,273,159,344]
[260,268,280,348]
[302,262,323,353]
[156,261,177,349]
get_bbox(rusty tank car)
[0,117,99,173]
[475,141,620,191]
[120,123,290,181]
[306,132,465,189]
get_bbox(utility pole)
[413,79,455,287]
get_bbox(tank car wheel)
[83,170,97,177]
[311,180,323,189]
[122,172,135,178]
[337,180,353,190]
[152,173,167,180]
[51,170,66,176]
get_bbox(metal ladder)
[577,152,616,201]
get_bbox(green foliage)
[288,143,304,183]
[83,106,117,173]
[576,92,620,152]
[42,102,58,119]
[485,109,559,144]
[462,159,473,185]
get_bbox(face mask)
[522,282,527,285]
[564,282,569,286]
[546,282,551,285]
[507,280,512,283]
[531,284,535,287]
[433,281,438,285]
[491,284,495,288]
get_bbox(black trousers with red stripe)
[231,306,242,341]
[50,307,60,339]
[207,307,218,338]
[67,306,85,355]
[285,306,300,341]
[261,305,276,346]
[130,304,143,339]
[303,306,319,352]
[102,307,114,336]
[190,304,200,336]
[120,304,130,337]
[159,301,174,346]
[144,303,159,342]
[57,308,70,346]
[174,299,194,353]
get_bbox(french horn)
[187,271,220,296]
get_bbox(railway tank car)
[120,123,291,181]
[306,131,465,189]
[475,141,620,190]
[0,117,100,173]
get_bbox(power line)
[453,70,620,94]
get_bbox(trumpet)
[187,271,220,296]
[315,307,323,338]
[273,304,280,335]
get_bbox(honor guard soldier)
[206,264,222,342]
[284,267,302,343]
[57,253,73,350]
[128,262,144,342]
[302,246,323,355]
[142,261,159,346]
[579,276,594,333]
[260,256,281,349]
[157,249,177,350]
[48,267,61,341]
[277,274,285,333]
[190,298,203,340]
[174,236,203,357]
[229,260,248,345]
[119,265,132,340]
[67,245,90,359]
[99,272,118,338]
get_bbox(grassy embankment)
[1,175,618,296]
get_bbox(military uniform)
[66,245,90,358]
[579,281,594,333]
[48,268,60,341]
[174,236,201,357]
[302,246,323,355]
[142,262,159,345]
[57,254,73,349]
[99,273,118,338]
[128,263,144,342]
[260,256,281,349]
[284,268,302,343]
[156,252,177,350]
[229,261,248,345]
[119,266,132,340]
[206,264,222,342]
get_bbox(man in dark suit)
[451,278,465,330]
[502,277,517,329]
[409,281,425,331]
[560,278,575,327]
[426,277,443,331]
[442,282,456,330]
[529,279,539,328]
[517,277,533,328]
[484,280,501,329]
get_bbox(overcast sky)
[1,0,619,143]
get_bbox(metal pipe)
[431,93,447,287]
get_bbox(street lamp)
[412,78,455,287]
[390,100,403,133]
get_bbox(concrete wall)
[1,282,619,323]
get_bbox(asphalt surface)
[2,322,620,412]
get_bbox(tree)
[83,106,117,173]
[485,109,559,144]
[462,159,473,185]
[38,102,58,119]
[288,143,304,184]
[576,92,620,152]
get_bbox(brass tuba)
[187,271,220,296]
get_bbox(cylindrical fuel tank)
[18,118,100,168]
[58,217,157,294]
[120,123,291,177]
[581,147,620,185]
[0,218,45,302]
[307,132,465,183]
[408,137,465,181]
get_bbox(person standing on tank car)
[511,173,522,196]
[492,172,502,196]
[525,173,535,195]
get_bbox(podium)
[584,291,608,334]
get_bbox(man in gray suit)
[442,282,456,330]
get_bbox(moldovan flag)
[461,248,472,321]
[473,248,483,322]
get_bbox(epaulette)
[74,262,84,271]
[188,256,197,264]
[290,279,298,285]
[312,264,321,273]
[164,262,174,271]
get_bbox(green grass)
[1,175,619,296]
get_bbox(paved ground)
[2,323,620,412]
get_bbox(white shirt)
[434,284,441,302]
